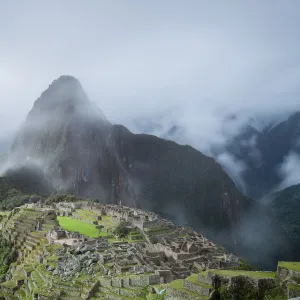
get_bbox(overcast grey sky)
[1,1,300,151]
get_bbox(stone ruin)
[46,228,81,244]
[2,203,298,300]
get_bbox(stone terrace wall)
[99,274,160,288]
[72,213,95,225]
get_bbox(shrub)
[113,221,130,238]
[234,258,256,271]
[44,194,80,204]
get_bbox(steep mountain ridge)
[3,75,294,268]
[10,75,134,204]
[219,111,300,199]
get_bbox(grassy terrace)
[288,283,300,291]
[187,274,212,288]
[58,216,108,238]
[75,209,116,228]
[75,209,98,221]
[58,216,127,242]
[0,281,17,289]
[278,261,300,272]
[167,279,208,299]
[58,210,145,243]
[201,270,276,279]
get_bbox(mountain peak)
[32,75,88,113]
[49,75,81,89]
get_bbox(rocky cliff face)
[6,76,294,268]
[10,76,134,204]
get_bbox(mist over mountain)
[215,112,300,199]
[0,76,294,269]
[134,110,300,197]
[8,75,135,204]
[135,108,300,260]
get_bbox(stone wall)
[147,243,198,261]
[99,274,160,288]
[155,270,173,283]
[277,266,300,283]
[166,287,197,300]
[183,279,212,296]
[130,274,160,286]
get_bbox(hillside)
[0,201,298,300]
[3,75,294,268]
[112,125,293,268]
[265,184,300,261]
[216,112,300,199]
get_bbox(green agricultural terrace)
[205,269,276,279]
[0,203,299,299]
[57,216,107,238]
[278,261,300,272]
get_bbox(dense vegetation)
[233,258,255,271]
[44,194,81,205]
[3,165,54,195]
[0,177,31,210]
[0,234,16,282]
[113,221,130,238]
[0,163,57,210]
[268,184,300,260]
[0,174,84,210]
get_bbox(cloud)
[0,0,300,159]
[277,152,300,190]
[216,152,247,193]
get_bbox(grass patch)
[0,280,17,289]
[58,216,108,238]
[168,279,184,289]
[58,216,120,242]
[278,261,300,272]
[210,269,276,279]
[288,283,300,291]
[75,209,98,221]
[187,273,212,288]
[101,215,114,223]
[167,279,208,299]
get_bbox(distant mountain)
[218,112,300,199]
[265,184,300,260]
[3,75,294,268]
[131,108,185,143]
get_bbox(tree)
[96,225,104,237]
[113,221,129,238]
